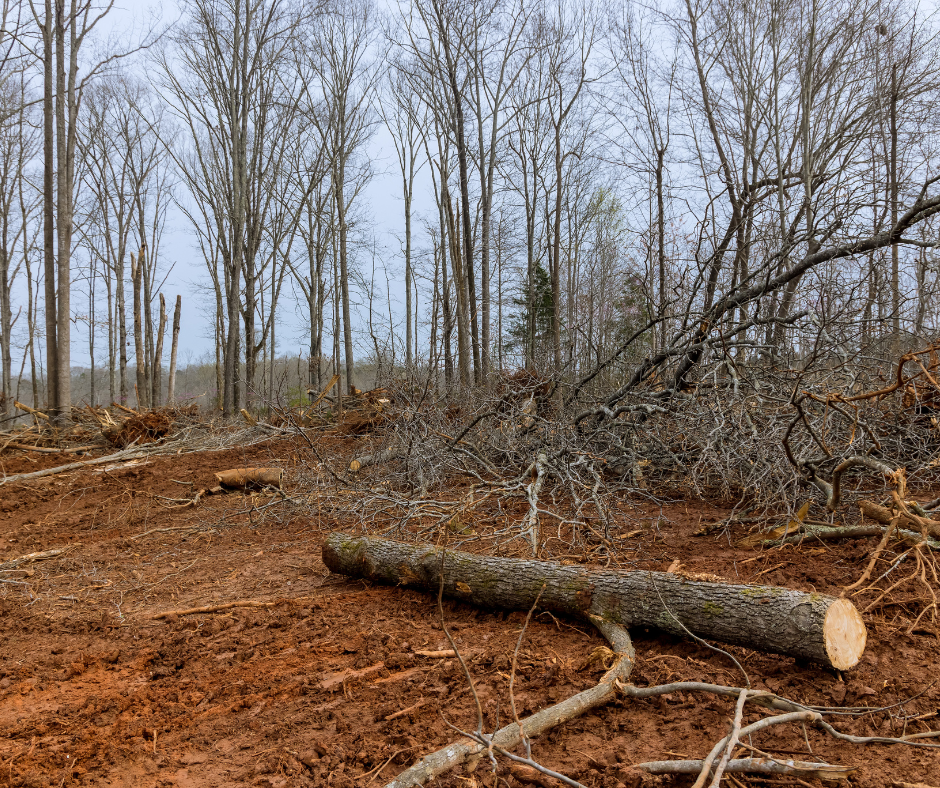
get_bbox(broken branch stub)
[214,468,283,490]
[323,533,867,670]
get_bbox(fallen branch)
[324,533,867,670]
[768,523,940,550]
[385,617,634,788]
[0,445,150,485]
[860,500,940,537]
[1,442,101,455]
[149,599,279,619]
[308,373,340,410]
[14,400,49,421]
[0,544,80,571]
[384,698,427,721]
[635,757,855,780]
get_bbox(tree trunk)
[42,0,57,414]
[152,293,167,407]
[656,147,667,351]
[890,63,900,349]
[131,249,147,408]
[444,188,471,388]
[439,240,453,390]
[337,172,355,394]
[448,74,480,386]
[54,0,71,422]
[166,295,181,404]
[322,533,866,671]
[105,273,115,403]
[404,168,413,370]
[117,255,128,404]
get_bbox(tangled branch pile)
[284,341,940,562]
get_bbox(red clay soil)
[0,436,938,788]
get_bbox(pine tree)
[506,261,554,364]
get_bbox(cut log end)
[824,598,867,671]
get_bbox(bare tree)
[24,0,158,420]
[306,0,380,394]
[380,61,425,371]
[156,0,306,415]
[0,75,38,417]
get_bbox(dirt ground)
[0,434,938,788]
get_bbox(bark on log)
[773,523,940,550]
[323,533,866,670]
[859,500,940,537]
[349,448,403,473]
[214,468,283,490]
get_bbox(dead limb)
[0,544,80,571]
[769,524,940,550]
[14,400,49,421]
[384,618,634,788]
[522,451,548,553]
[635,757,855,780]
[307,373,340,410]
[0,445,150,485]
[700,688,748,788]
[1,442,101,455]
[131,525,205,540]
[860,500,940,537]
[149,599,284,619]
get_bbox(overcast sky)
[64,0,422,370]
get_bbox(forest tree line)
[0,0,939,421]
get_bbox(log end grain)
[823,598,867,670]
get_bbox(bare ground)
[0,436,938,788]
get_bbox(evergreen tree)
[506,261,554,363]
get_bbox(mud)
[0,438,937,787]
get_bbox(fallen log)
[323,533,866,670]
[214,467,283,489]
[349,448,403,473]
[859,500,940,537]
[771,523,940,550]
